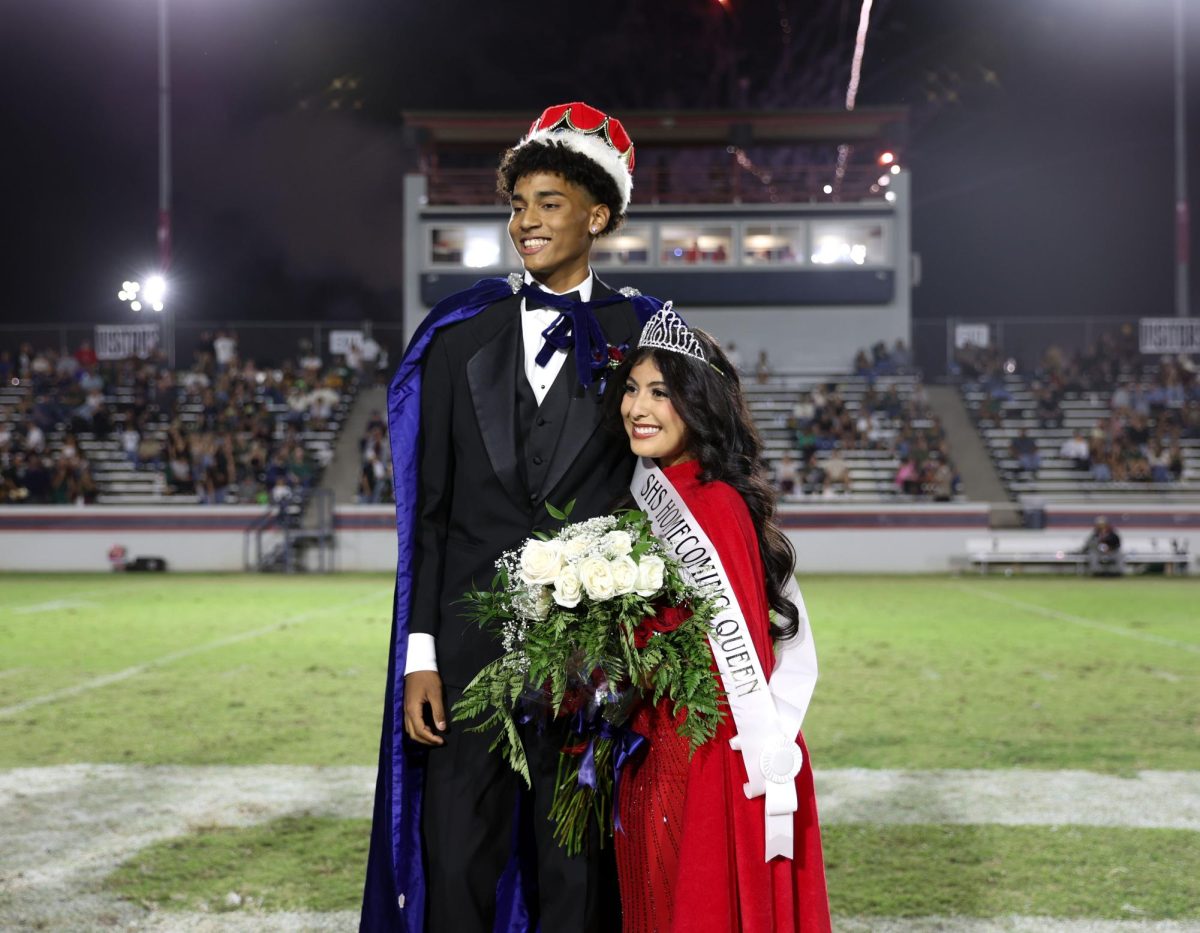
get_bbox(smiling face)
[508,171,609,293]
[620,357,692,467]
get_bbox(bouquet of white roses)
[452,504,723,855]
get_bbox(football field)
[1,573,1198,931]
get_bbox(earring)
[590,226,598,234]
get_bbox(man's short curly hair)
[496,139,627,235]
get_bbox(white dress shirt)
[404,270,596,676]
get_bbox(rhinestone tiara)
[637,302,707,363]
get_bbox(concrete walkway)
[926,384,1019,526]
[317,384,388,506]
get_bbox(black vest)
[514,332,572,503]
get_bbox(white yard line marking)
[945,583,1200,656]
[10,599,101,614]
[0,594,381,718]
[0,586,116,613]
[0,668,26,681]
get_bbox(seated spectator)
[121,424,141,467]
[1083,517,1123,576]
[894,456,920,496]
[1147,443,1172,483]
[754,350,771,385]
[1009,429,1041,475]
[1033,385,1060,429]
[928,457,956,502]
[822,450,852,494]
[213,330,238,373]
[774,451,798,497]
[1059,431,1091,471]
[1169,440,1185,480]
[23,452,52,502]
[73,340,98,370]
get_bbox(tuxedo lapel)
[466,300,526,507]
[537,280,624,501]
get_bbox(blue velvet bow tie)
[519,283,627,390]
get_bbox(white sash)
[631,459,818,860]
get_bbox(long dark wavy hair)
[604,332,800,642]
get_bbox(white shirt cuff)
[404,633,439,675]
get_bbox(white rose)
[562,534,595,561]
[552,566,584,608]
[610,556,638,596]
[633,554,666,598]
[519,539,564,585]
[577,555,617,601]
[600,530,634,559]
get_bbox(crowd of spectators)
[772,347,958,500]
[0,332,354,505]
[958,326,1198,485]
[357,409,393,504]
[0,342,103,504]
[853,338,914,379]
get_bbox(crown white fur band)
[637,303,707,363]
[516,128,633,212]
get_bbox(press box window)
[742,224,803,265]
[808,221,888,266]
[660,225,733,265]
[429,225,507,268]
[591,226,651,266]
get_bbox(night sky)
[3,0,1198,335]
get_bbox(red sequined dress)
[615,459,830,933]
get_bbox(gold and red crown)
[518,101,635,211]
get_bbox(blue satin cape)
[360,276,661,933]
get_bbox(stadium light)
[143,274,167,310]
[878,151,895,166]
[119,275,168,315]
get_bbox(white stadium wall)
[3,503,1196,574]
[0,507,278,572]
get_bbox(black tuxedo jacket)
[410,280,643,688]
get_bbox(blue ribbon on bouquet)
[572,712,648,833]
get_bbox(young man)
[361,102,660,933]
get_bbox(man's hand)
[404,670,446,746]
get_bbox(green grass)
[824,823,1200,920]
[799,576,1200,773]
[105,817,1200,921]
[1,574,1197,770]
[106,816,369,913]
[4,572,1199,924]
[0,574,392,766]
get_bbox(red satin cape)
[616,459,831,933]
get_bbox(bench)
[966,535,1190,575]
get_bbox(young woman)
[606,307,830,933]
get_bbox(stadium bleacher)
[961,361,1200,505]
[749,357,959,503]
[0,344,357,506]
